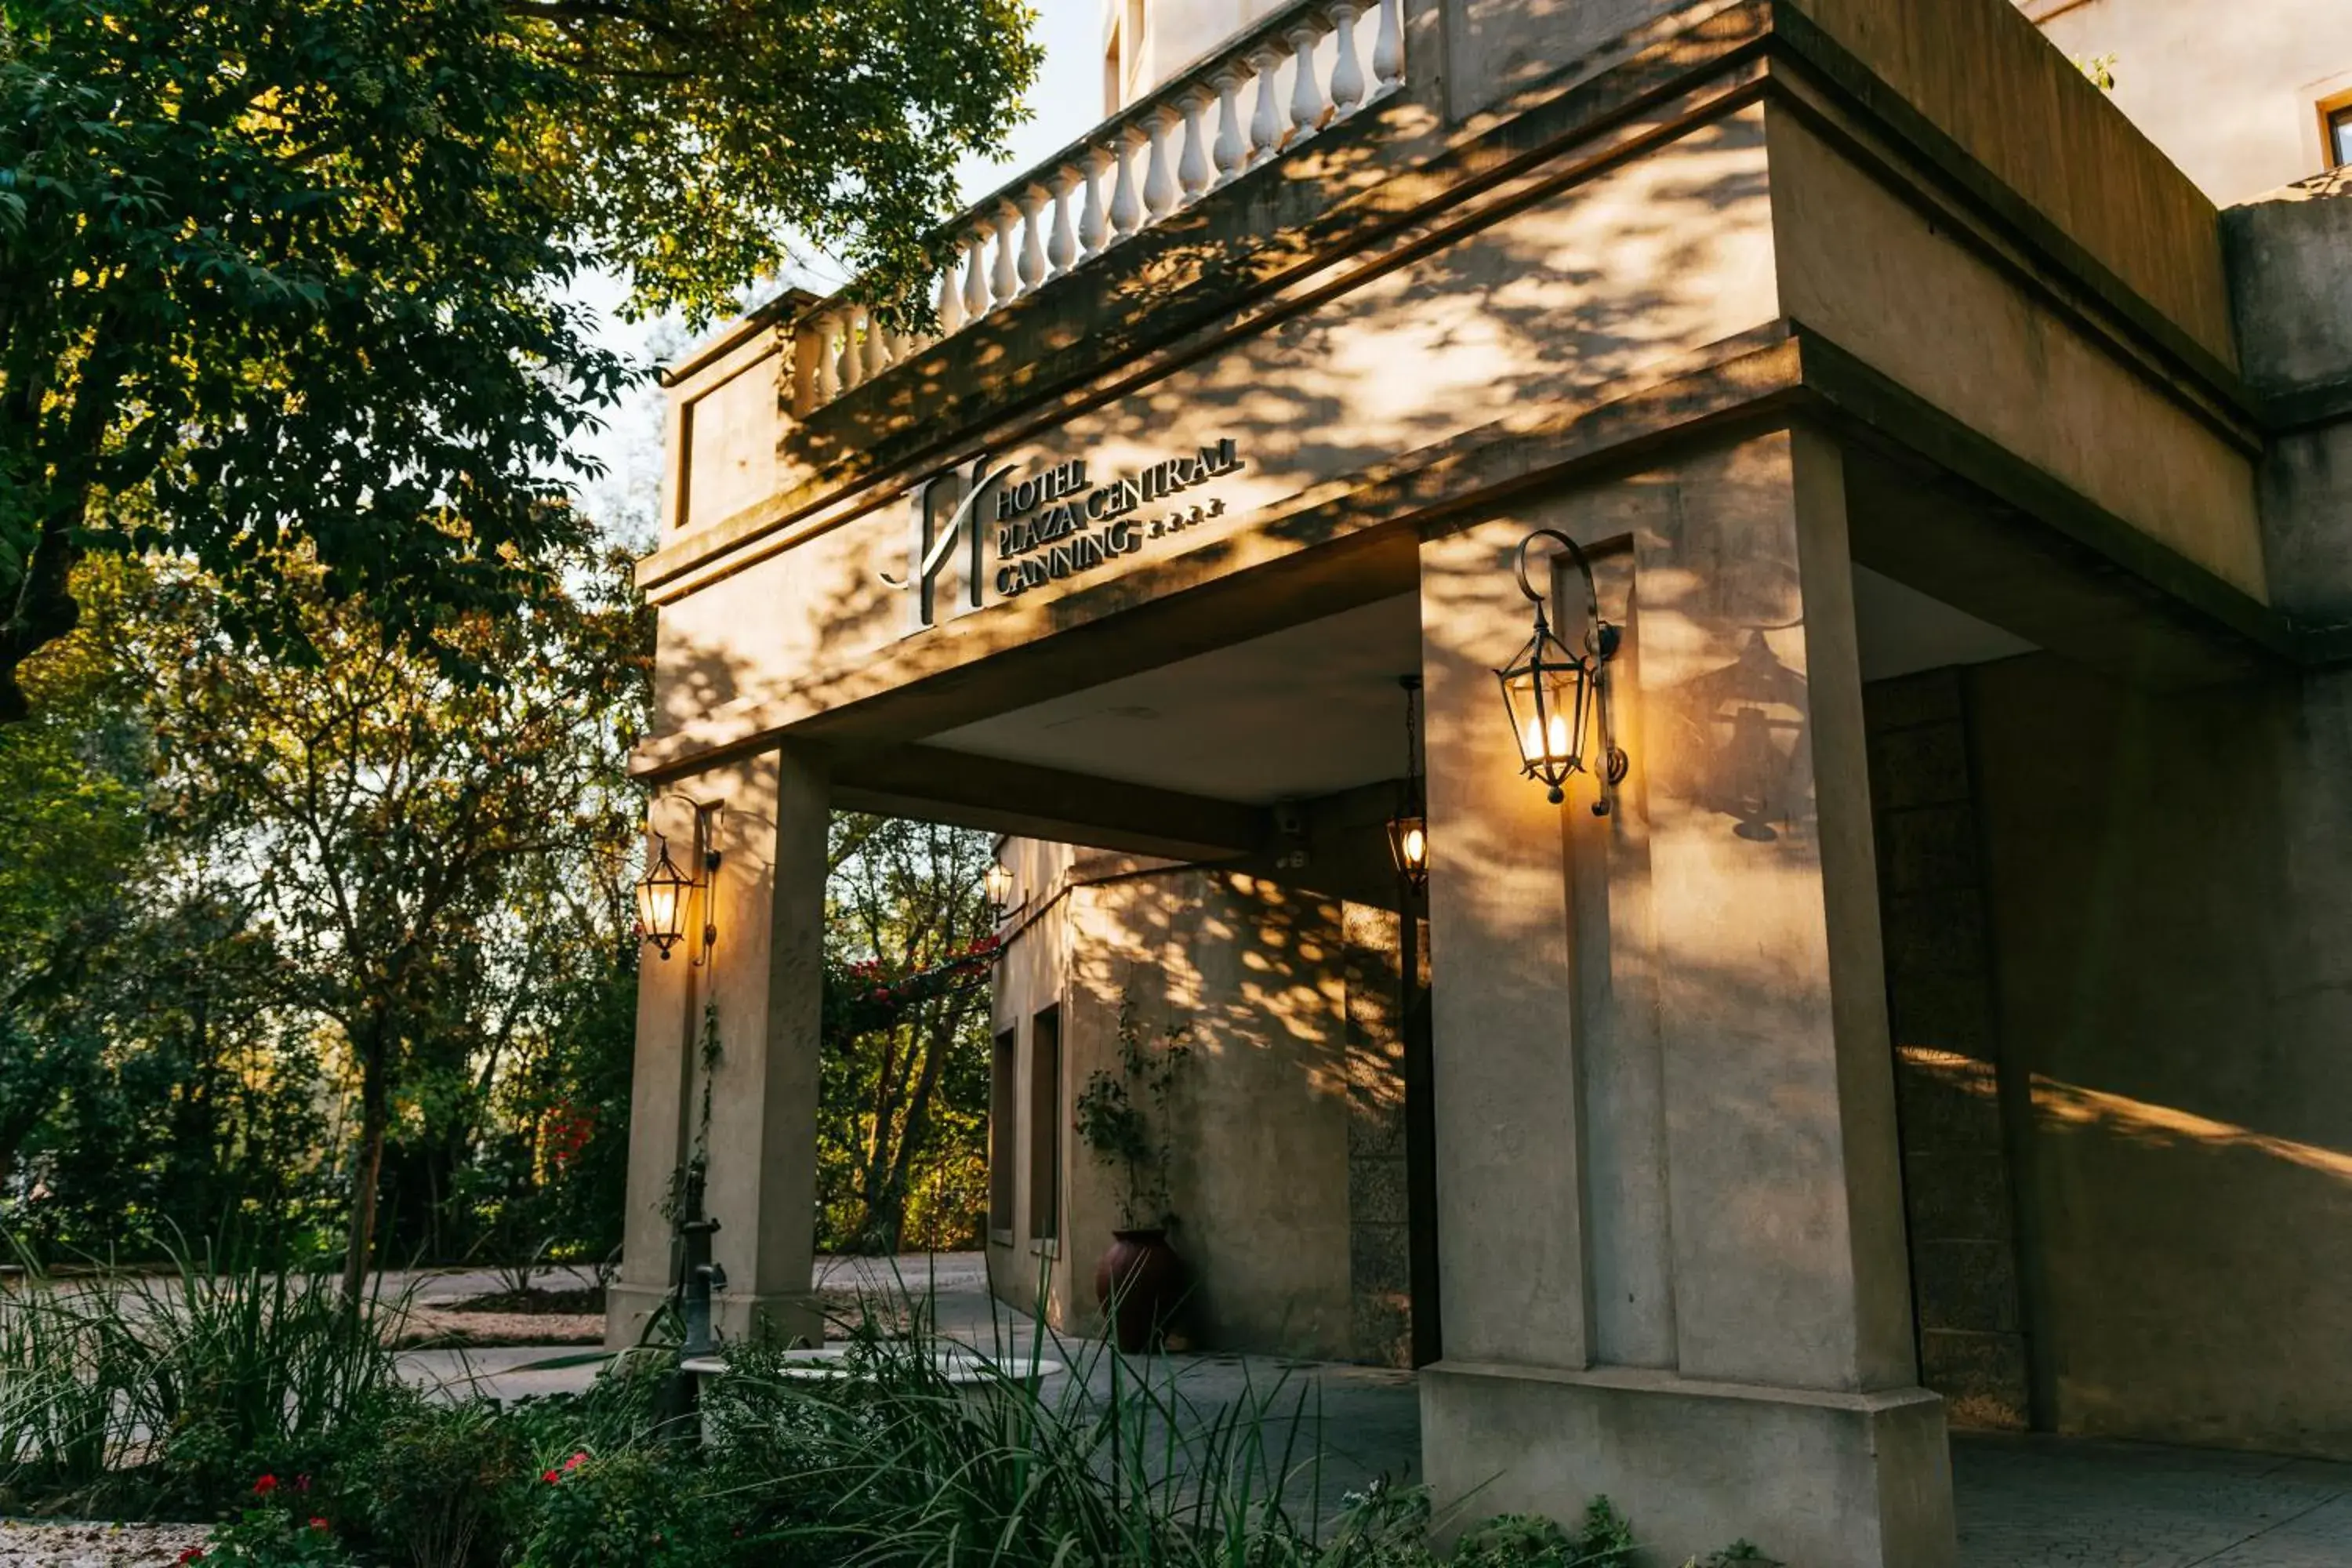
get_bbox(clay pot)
[1093,1228,1187,1353]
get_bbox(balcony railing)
[789,0,1406,416]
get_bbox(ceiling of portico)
[919,569,2037,810]
[927,594,1425,807]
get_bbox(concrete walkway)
[396,1253,2352,1567]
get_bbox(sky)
[573,0,1102,544]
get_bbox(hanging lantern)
[1495,528,1628,814]
[633,833,697,961]
[635,800,722,963]
[1386,675,1431,891]
[984,859,1016,916]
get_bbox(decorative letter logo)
[879,455,1011,635]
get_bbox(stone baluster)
[1288,22,1329,139]
[1142,107,1180,220]
[838,311,864,392]
[1211,66,1247,187]
[1016,185,1047,294]
[1248,45,1285,164]
[962,222,992,321]
[1077,148,1110,259]
[815,314,842,405]
[1329,2,1367,118]
[1372,0,1404,92]
[1177,88,1214,202]
[990,200,1019,307]
[1108,127,1145,240]
[1047,169,1078,278]
[936,255,965,336]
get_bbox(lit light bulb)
[1403,826,1426,862]
[1547,712,1570,760]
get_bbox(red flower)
[543,1468,562,1483]
[564,1451,587,1472]
[176,1550,205,1564]
[252,1475,278,1495]
[307,1519,329,1533]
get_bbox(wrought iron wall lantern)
[1496,528,1628,815]
[635,795,724,964]
[1386,675,1431,891]
[984,859,1016,919]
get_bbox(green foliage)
[817,815,999,1254]
[1073,998,1193,1229]
[2074,53,2119,91]
[1452,1500,1636,1566]
[128,548,650,1289]
[5,1255,1780,1567]
[0,1233,416,1518]
[521,1449,714,1568]
[368,1403,534,1568]
[0,0,1041,713]
[200,1504,358,1568]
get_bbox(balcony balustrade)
[790,0,1406,416]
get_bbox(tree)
[134,546,650,1295]
[0,0,1040,717]
[0,561,339,1252]
[819,816,997,1254]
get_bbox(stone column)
[1415,430,1956,1568]
[602,745,828,1349]
[606,789,709,1346]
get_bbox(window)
[988,1030,1017,1242]
[2322,91,2352,171]
[1027,1007,1062,1246]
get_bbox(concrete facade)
[2018,0,2352,206]
[982,837,1417,1363]
[611,0,2352,1559]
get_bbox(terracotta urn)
[1093,1227,1187,1353]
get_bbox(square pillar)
[604,744,827,1348]
[1416,430,1955,1568]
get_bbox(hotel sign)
[882,439,1245,633]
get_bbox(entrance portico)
[608,0,2350,1560]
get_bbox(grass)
[0,1230,412,1517]
[0,1239,1776,1566]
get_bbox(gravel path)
[0,1522,208,1568]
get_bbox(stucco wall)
[1769,108,2267,602]
[2022,0,2352,206]
[1969,653,2352,1457]
[2225,171,2352,630]
[638,106,1780,752]
[985,842,1412,1360]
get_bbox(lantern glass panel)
[1499,633,1592,791]
[1386,806,1430,888]
[635,840,695,958]
[984,862,1015,909]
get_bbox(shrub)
[198,1490,358,1568]
[520,1448,731,1568]
[368,1403,534,1568]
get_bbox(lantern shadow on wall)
[1669,629,1809,842]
